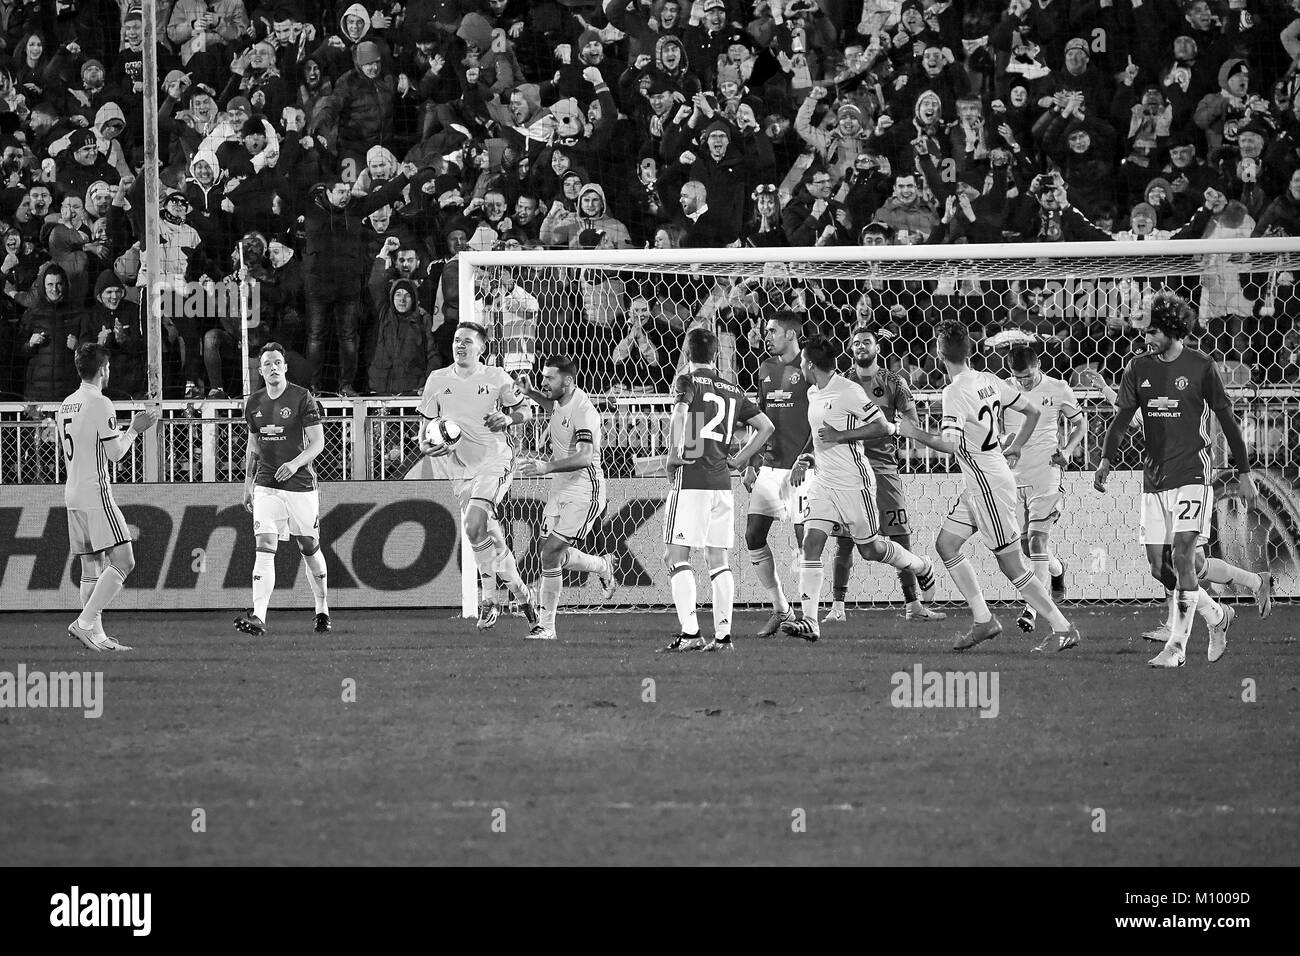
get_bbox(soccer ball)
[424,416,462,448]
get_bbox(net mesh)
[462,244,1300,613]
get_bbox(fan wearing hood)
[539,183,632,249]
[183,147,235,253]
[312,39,397,168]
[1037,111,1117,219]
[80,270,145,399]
[91,102,132,180]
[665,115,775,245]
[488,83,558,163]
[368,277,438,394]
[308,2,392,81]
[18,263,85,401]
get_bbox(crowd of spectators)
[2,0,1300,405]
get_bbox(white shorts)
[747,465,802,524]
[1140,484,1212,546]
[453,453,514,517]
[942,473,1020,552]
[545,486,607,544]
[252,486,320,541]
[664,487,734,549]
[1016,472,1064,536]
[801,479,880,544]
[67,501,132,556]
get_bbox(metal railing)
[4,390,1296,484]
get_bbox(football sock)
[1162,588,1175,627]
[877,538,926,574]
[830,599,846,614]
[1195,587,1226,627]
[710,566,734,640]
[302,547,329,614]
[1048,550,1064,578]
[1011,569,1068,631]
[539,565,562,628]
[471,538,496,603]
[943,553,991,623]
[79,572,105,637]
[669,563,698,634]
[493,544,529,602]
[747,545,789,613]
[798,558,823,624]
[1030,551,1051,591]
[1200,557,1261,592]
[563,549,605,574]
[890,535,919,602]
[78,565,126,632]
[1171,589,1198,650]
[831,539,851,602]
[251,549,275,621]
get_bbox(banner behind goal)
[459,240,1300,614]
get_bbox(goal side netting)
[449,240,1300,614]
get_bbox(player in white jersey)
[782,335,938,642]
[1003,344,1086,643]
[57,344,160,651]
[517,355,617,640]
[417,321,538,631]
[900,321,1080,651]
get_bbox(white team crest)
[790,373,801,384]
[279,407,292,419]
[1174,376,1189,391]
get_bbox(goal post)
[456,239,1300,616]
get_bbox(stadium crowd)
[1,0,1300,404]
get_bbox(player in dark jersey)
[1095,292,1258,667]
[743,312,812,637]
[235,342,331,636]
[825,327,945,623]
[662,327,774,653]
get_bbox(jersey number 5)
[60,416,74,462]
[977,401,1002,451]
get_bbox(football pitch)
[1,604,1297,866]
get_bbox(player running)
[1003,343,1086,645]
[1094,292,1259,667]
[662,327,774,653]
[900,321,1080,651]
[517,355,616,640]
[824,326,946,624]
[782,334,938,641]
[235,342,331,636]
[1081,367,1272,645]
[58,343,160,651]
[743,311,811,638]
[418,321,538,631]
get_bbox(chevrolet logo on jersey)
[259,424,285,435]
[768,389,792,401]
[1146,396,1180,417]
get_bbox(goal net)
[457,239,1300,614]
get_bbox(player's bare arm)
[789,432,816,486]
[1053,410,1087,467]
[666,399,689,472]
[728,411,775,471]
[485,384,533,431]
[275,422,324,483]
[519,439,594,477]
[1095,405,1139,493]
[898,417,957,456]
[1001,397,1039,468]
[817,416,897,445]
[244,434,259,511]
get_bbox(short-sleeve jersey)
[1116,347,1228,493]
[245,382,321,491]
[58,382,123,510]
[807,374,886,491]
[417,363,524,470]
[547,387,605,496]
[1002,373,1082,483]
[941,370,1025,489]
[755,356,811,470]
[847,363,914,475]
[673,366,760,490]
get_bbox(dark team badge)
[279,407,292,419]
[1174,375,1189,391]
[874,387,885,397]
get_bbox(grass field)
[1,603,1297,866]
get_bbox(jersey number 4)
[978,401,1002,451]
